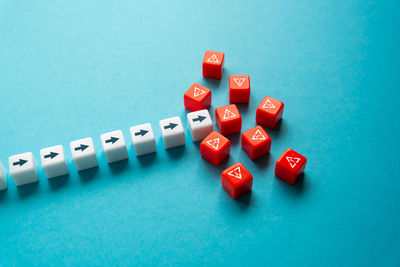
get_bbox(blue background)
[0,0,399,266]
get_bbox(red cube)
[215,104,242,136]
[200,131,231,166]
[229,75,250,103]
[241,126,271,160]
[221,163,253,199]
[256,96,284,129]
[202,50,224,79]
[184,83,212,112]
[275,148,307,184]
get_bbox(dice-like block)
[215,104,242,136]
[200,131,230,166]
[221,163,253,199]
[241,126,271,160]
[130,123,156,156]
[70,137,98,171]
[187,109,213,142]
[9,152,38,186]
[256,96,284,129]
[100,130,128,163]
[202,50,224,79]
[184,83,212,112]
[159,116,185,149]
[40,145,69,178]
[275,148,307,184]
[0,162,6,190]
[229,75,250,103]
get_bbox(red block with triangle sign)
[241,126,271,160]
[202,50,225,79]
[221,162,253,199]
[184,83,212,112]
[256,96,284,129]
[200,131,231,166]
[229,75,250,103]
[215,104,242,136]
[275,148,307,184]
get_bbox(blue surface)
[0,1,399,266]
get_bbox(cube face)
[70,137,98,171]
[241,126,271,160]
[40,145,69,178]
[200,131,230,166]
[256,96,284,129]
[202,50,224,79]
[100,130,128,163]
[275,148,307,184]
[221,163,253,199]
[187,109,213,142]
[0,162,7,190]
[159,116,185,149]
[184,83,212,112]
[229,75,250,103]
[215,104,242,136]
[130,123,156,156]
[8,152,38,186]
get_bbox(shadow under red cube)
[202,51,224,79]
[229,75,250,103]
[275,148,307,184]
[200,131,230,166]
[184,83,212,112]
[215,104,242,136]
[256,96,284,129]
[241,126,271,160]
[221,163,253,199]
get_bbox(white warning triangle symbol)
[252,129,266,140]
[206,54,219,63]
[206,138,219,150]
[228,167,242,179]
[262,99,276,109]
[193,87,206,97]
[233,78,246,87]
[286,157,300,168]
[223,109,237,120]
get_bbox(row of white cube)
[0,110,214,188]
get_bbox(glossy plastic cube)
[40,145,69,178]
[202,50,224,79]
[9,152,38,186]
[187,109,213,142]
[256,96,284,129]
[221,162,253,199]
[184,83,212,112]
[275,148,307,184]
[241,126,271,160]
[229,75,250,103]
[200,131,230,166]
[215,104,242,136]
[100,130,128,163]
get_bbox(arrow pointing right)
[74,144,89,151]
[164,122,178,130]
[193,115,206,123]
[44,152,59,159]
[135,129,149,136]
[13,159,28,166]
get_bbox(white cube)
[130,123,156,156]
[100,130,128,163]
[159,116,185,149]
[187,109,213,142]
[40,145,69,178]
[0,162,6,190]
[8,152,38,186]
[70,137,98,171]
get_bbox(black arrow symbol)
[74,144,89,151]
[135,129,148,136]
[193,115,206,123]
[105,136,119,144]
[13,159,28,166]
[164,122,178,130]
[44,152,58,159]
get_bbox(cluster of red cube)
[184,50,307,200]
